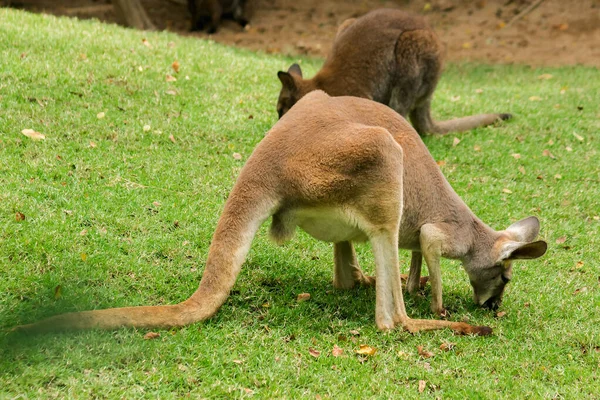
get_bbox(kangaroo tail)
[432,113,512,135]
[15,179,278,333]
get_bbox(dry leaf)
[565,146,573,152]
[417,345,434,358]
[518,166,526,175]
[554,174,562,180]
[573,132,584,141]
[475,88,483,94]
[542,149,556,159]
[573,287,587,295]
[355,344,377,356]
[169,134,176,143]
[97,112,105,119]
[233,152,242,160]
[502,188,512,194]
[261,302,270,308]
[511,153,521,159]
[554,23,569,31]
[81,253,87,261]
[496,21,505,29]
[54,285,62,299]
[165,89,177,95]
[332,344,344,357]
[142,38,152,48]
[496,311,507,318]
[166,74,177,82]
[556,236,566,244]
[243,388,254,395]
[21,129,45,141]
[80,229,88,236]
[436,160,446,167]
[452,137,460,147]
[152,201,161,207]
[450,95,461,102]
[418,380,427,393]
[144,331,160,340]
[15,212,26,221]
[537,74,553,80]
[232,359,243,365]
[349,329,360,336]
[143,125,151,132]
[89,141,97,148]
[309,347,321,358]
[171,60,180,73]
[461,42,472,49]
[439,342,455,352]
[297,293,310,302]
[473,145,481,151]
[528,96,542,101]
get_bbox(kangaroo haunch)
[277,9,511,135]
[15,92,546,335]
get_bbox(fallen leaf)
[528,96,542,101]
[143,125,151,132]
[452,137,460,147]
[418,380,427,393]
[511,153,521,159]
[349,329,360,336]
[542,149,556,159]
[554,23,569,31]
[165,74,177,82]
[475,88,484,94]
[450,95,461,102]
[89,141,97,148]
[15,212,26,221]
[496,21,505,29]
[262,302,270,308]
[81,253,87,261]
[54,285,62,299]
[518,166,526,175]
[355,344,377,356]
[473,145,481,151]
[502,188,512,194]
[397,351,410,359]
[417,345,433,358]
[171,60,180,73]
[232,359,243,365]
[233,152,242,160]
[297,293,310,302]
[537,74,553,80]
[565,146,573,152]
[21,129,45,141]
[440,342,455,352]
[573,287,587,295]
[547,139,554,146]
[80,229,88,236]
[462,42,472,49]
[144,331,160,340]
[573,132,584,141]
[436,160,446,167]
[142,38,152,48]
[496,311,507,318]
[554,174,562,180]
[165,89,177,96]
[332,344,344,357]
[169,134,176,143]
[555,236,566,244]
[309,347,321,358]
[97,112,105,119]
[243,388,254,395]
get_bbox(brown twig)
[504,0,546,29]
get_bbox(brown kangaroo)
[188,0,248,33]
[277,9,511,135]
[14,92,546,335]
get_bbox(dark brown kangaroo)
[188,0,248,33]
[277,9,511,135]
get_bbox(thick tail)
[15,180,278,334]
[432,113,512,135]
[409,101,512,136]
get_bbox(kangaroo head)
[276,63,306,118]
[465,217,547,310]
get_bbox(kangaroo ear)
[498,240,547,262]
[506,216,540,242]
[277,71,296,91]
[287,63,302,77]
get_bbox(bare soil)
[6,0,600,67]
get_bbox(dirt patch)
[6,0,600,67]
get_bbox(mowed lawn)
[0,8,599,399]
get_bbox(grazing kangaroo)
[277,9,511,135]
[188,0,248,33]
[15,92,546,335]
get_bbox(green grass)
[1,8,599,399]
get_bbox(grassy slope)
[0,8,599,399]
